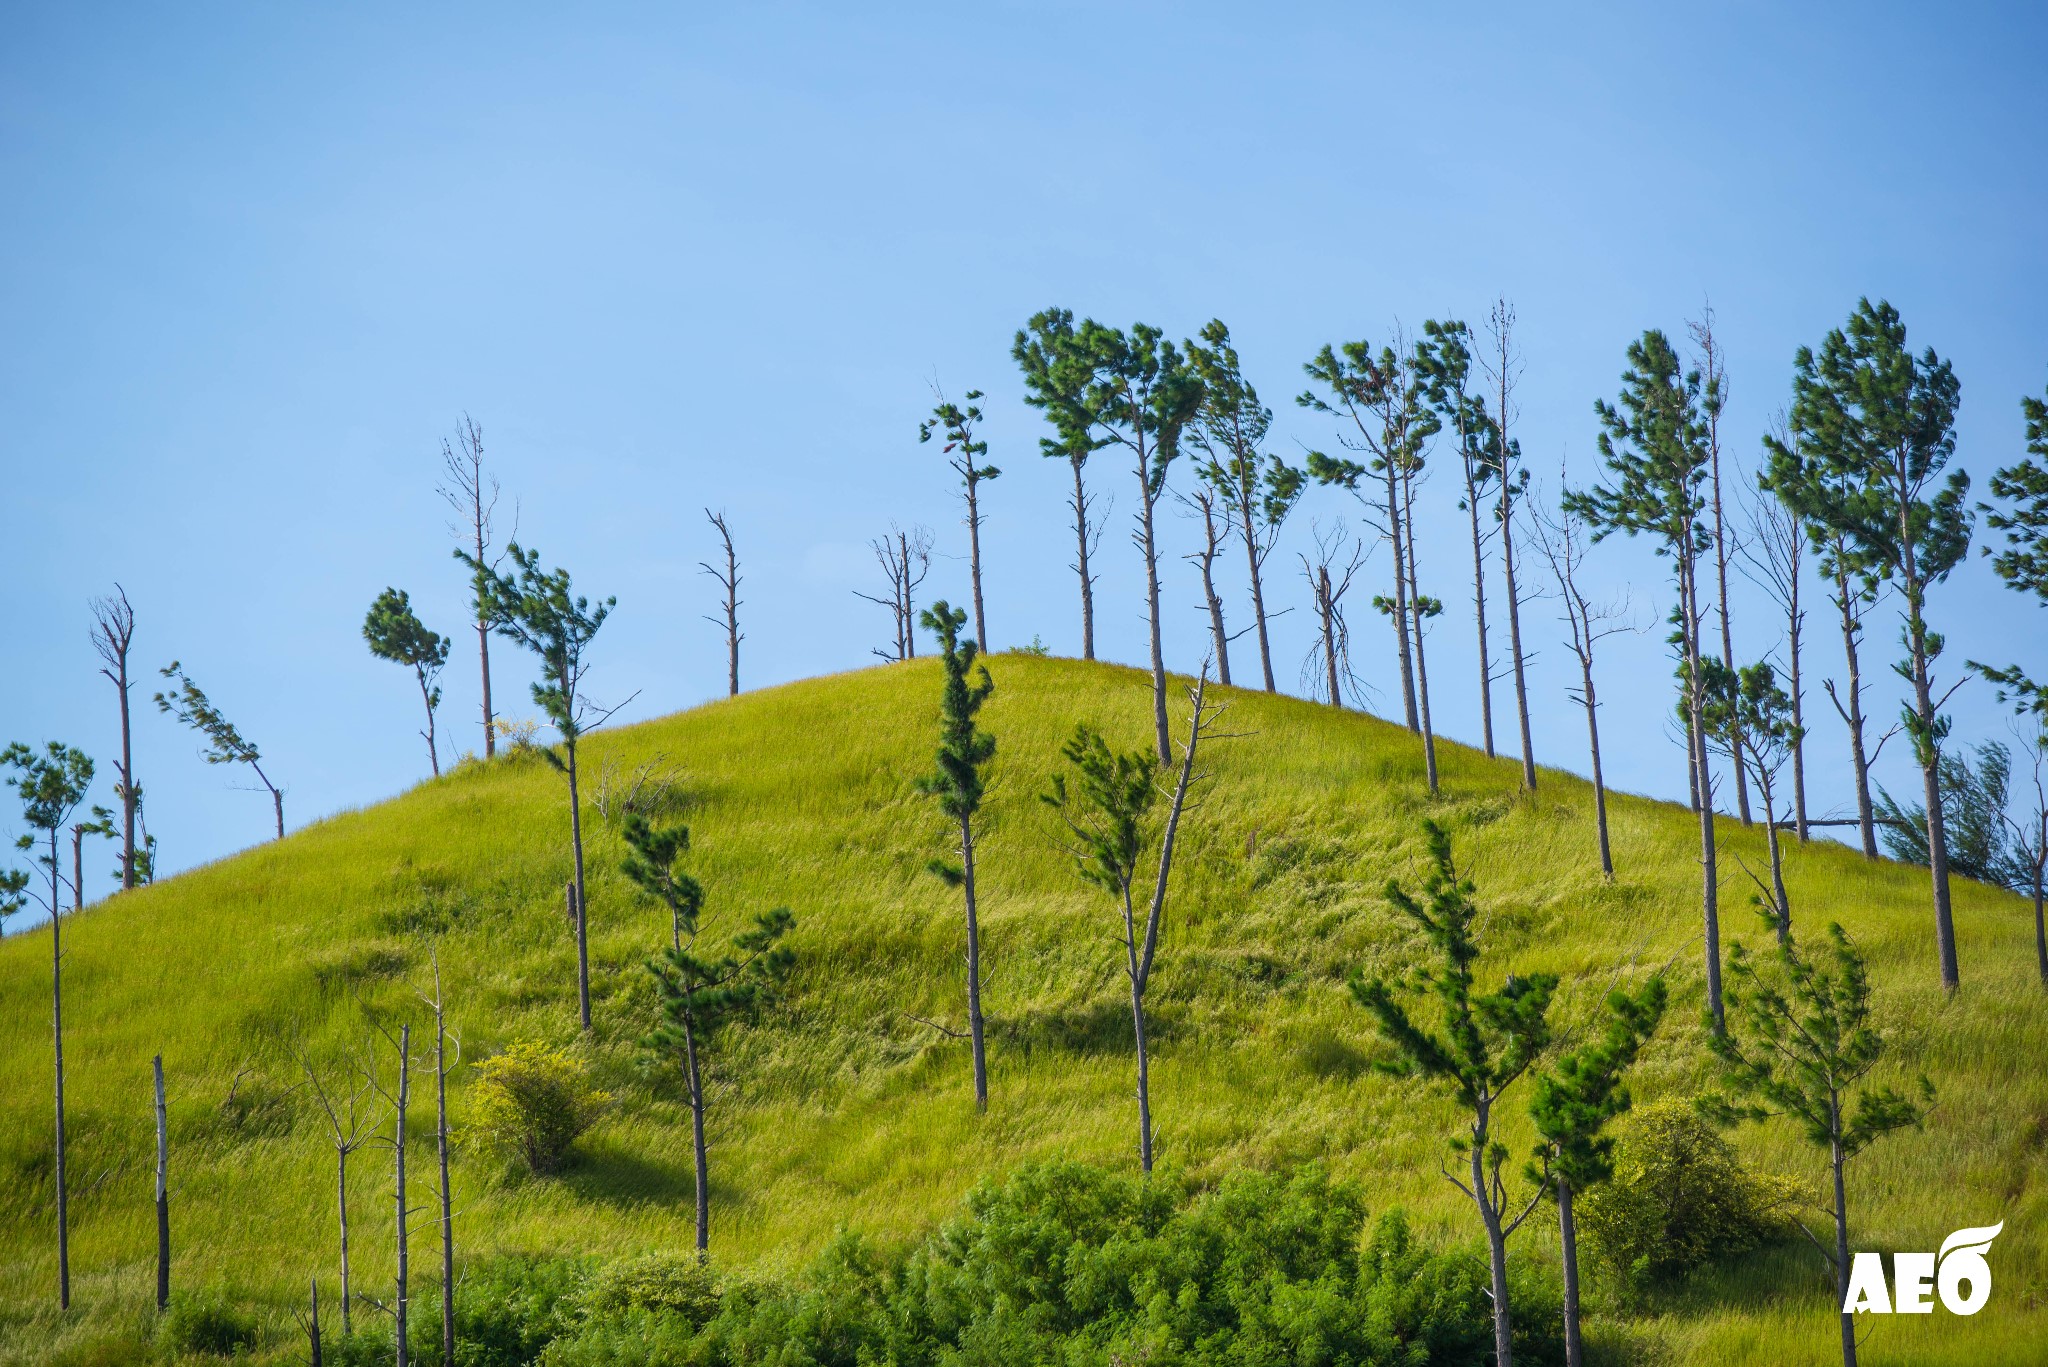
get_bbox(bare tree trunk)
[564,879,577,931]
[309,1278,323,1367]
[702,511,743,696]
[1502,472,1536,790]
[1686,553,1724,1034]
[154,1054,169,1312]
[51,838,68,1311]
[1138,447,1171,763]
[1318,567,1341,709]
[1789,565,1809,841]
[1241,499,1276,692]
[1402,468,1439,795]
[1762,774,1790,943]
[966,481,989,656]
[118,665,135,886]
[394,1025,410,1367]
[684,1023,709,1258]
[1896,492,1958,990]
[1386,460,1418,733]
[1559,1177,1583,1367]
[1833,1137,1856,1367]
[1194,496,1231,686]
[2032,856,2046,989]
[1125,901,1154,1173]
[1582,658,1613,879]
[961,813,988,1113]
[337,1147,352,1335]
[568,744,591,1032]
[417,670,440,777]
[1830,562,1878,857]
[1070,458,1096,661]
[93,587,139,889]
[71,827,84,913]
[1465,464,1495,757]
[1470,1125,1516,1367]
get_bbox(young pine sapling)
[156,663,285,840]
[920,389,1001,654]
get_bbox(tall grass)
[1,655,2042,1364]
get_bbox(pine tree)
[1528,976,1667,1367]
[1186,319,1302,693]
[1043,672,1218,1172]
[3,740,96,1310]
[1352,820,1558,1367]
[363,588,451,776]
[1776,300,1972,992]
[626,814,794,1258]
[1014,309,1107,661]
[1706,921,1933,1367]
[921,392,1001,654]
[155,663,285,841]
[913,602,996,1111]
[461,544,616,1030]
[1418,320,1502,757]
[1568,329,1722,1026]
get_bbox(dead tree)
[856,523,934,662]
[1480,301,1538,790]
[1689,307,1752,824]
[1531,476,1640,878]
[1300,523,1367,709]
[1741,424,1810,840]
[1393,440,1444,795]
[700,509,743,696]
[90,586,140,889]
[439,415,510,759]
[295,1040,381,1338]
[153,1054,169,1311]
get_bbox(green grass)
[2,654,2043,1364]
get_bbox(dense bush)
[581,1254,720,1324]
[1576,1098,1805,1287]
[537,1161,1559,1366]
[468,1042,611,1174]
[159,1289,258,1356]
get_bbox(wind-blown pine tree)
[155,662,285,841]
[362,587,450,776]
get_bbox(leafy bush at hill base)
[580,1253,721,1324]
[158,1289,258,1356]
[1576,1098,1806,1288]
[535,1160,1561,1366]
[467,1041,612,1175]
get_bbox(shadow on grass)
[560,1142,700,1209]
[995,997,1183,1059]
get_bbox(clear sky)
[4,3,2045,928]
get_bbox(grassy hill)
[2,654,2043,1365]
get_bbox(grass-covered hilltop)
[2,654,2043,1366]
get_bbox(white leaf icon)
[1938,1222,2004,1264]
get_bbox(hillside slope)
[2,655,2043,1365]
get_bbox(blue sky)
[4,4,2045,926]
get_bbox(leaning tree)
[461,543,617,1031]
[363,587,451,776]
[156,662,285,841]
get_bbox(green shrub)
[1576,1097,1805,1286]
[159,1289,258,1356]
[582,1254,719,1325]
[468,1042,611,1175]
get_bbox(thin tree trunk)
[1403,470,1439,794]
[1559,1177,1583,1367]
[2031,856,2046,989]
[684,1024,709,1259]
[1686,553,1724,1034]
[1831,563,1878,857]
[1387,461,1418,733]
[1583,659,1613,879]
[1502,474,1536,790]
[967,480,989,656]
[1763,777,1790,942]
[117,656,135,889]
[434,992,453,1367]
[1712,450,1752,824]
[473,506,496,759]
[1240,488,1276,692]
[1789,553,1809,840]
[1138,445,1171,764]
[71,827,83,913]
[1318,568,1341,709]
[1124,887,1154,1174]
[1071,457,1095,661]
[1832,1135,1856,1367]
[1467,463,1495,757]
[154,1054,169,1312]
[417,669,439,777]
[568,744,591,1032]
[1902,561,1958,991]
[1198,505,1231,687]
[961,813,988,1113]
[51,838,68,1311]
[309,1278,323,1367]
[337,1148,352,1335]
[395,1025,410,1367]
[1470,1129,1515,1367]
